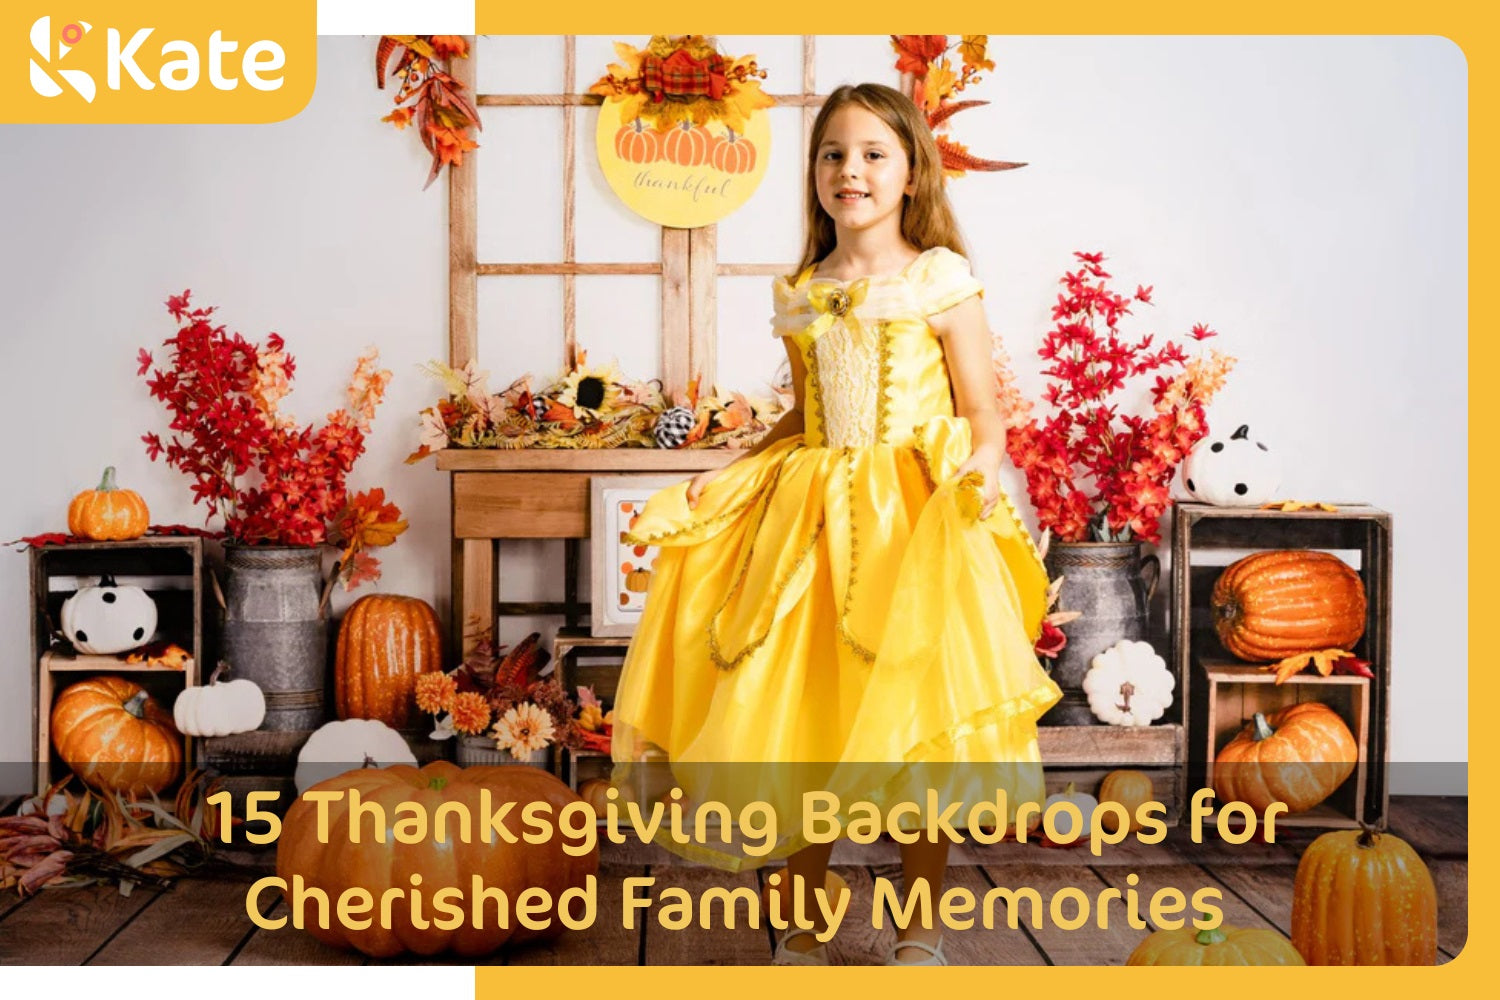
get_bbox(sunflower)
[492,702,556,759]
[555,357,625,421]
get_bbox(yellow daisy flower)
[556,359,624,421]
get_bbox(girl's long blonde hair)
[795,82,966,277]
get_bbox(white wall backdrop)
[0,35,1466,792]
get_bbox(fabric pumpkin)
[1129,921,1305,965]
[51,675,181,796]
[295,718,418,794]
[335,594,442,728]
[1081,639,1175,726]
[1292,826,1438,965]
[1098,769,1156,833]
[277,761,598,957]
[60,576,158,655]
[1214,703,1357,814]
[173,667,266,737]
[68,466,150,540]
[1212,550,1366,661]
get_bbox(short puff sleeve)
[910,247,984,317]
[769,272,810,338]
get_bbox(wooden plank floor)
[0,795,1466,966]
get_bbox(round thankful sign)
[595,99,771,229]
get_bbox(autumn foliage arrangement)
[890,35,1022,178]
[139,291,406,590]
[377,35,482,189]
[998,252,1237,545]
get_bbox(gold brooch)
[826,288,851,316]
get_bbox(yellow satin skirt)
[609,416,1062,869]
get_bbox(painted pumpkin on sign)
[710,130,757,174]
[277,761,598,957]
[335,594,442,728]
[51,675,181,796]
[662,121,711,166]
[614,118,660,163]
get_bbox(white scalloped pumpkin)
[1082,639,1176,726]
[294,718,416,794]
[173,668,265,737]
[60,576,158,654]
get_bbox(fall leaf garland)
[377,35,482,189]
[891,35,1023,179]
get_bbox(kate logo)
[29,16,95,102]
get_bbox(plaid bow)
[642,48,727,102]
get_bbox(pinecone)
[653,406,696,448]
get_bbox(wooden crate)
[1038,724,1185,823]
[1173,502,1391,828]
[29,538,206,795]
[1196,662,1371,828]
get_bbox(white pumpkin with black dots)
[1181,424,1283,506]
[59,575,159,655]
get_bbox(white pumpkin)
[1043,782,1099,841]
[173,669,266,737]
[1082,639,1175,727]
[294,718,417,794]
[1181,423,1282,506]
[60,576,158,654]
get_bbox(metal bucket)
[220,545,328,730]
[1040,541,1160,726]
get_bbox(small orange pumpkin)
[1214,702,1357,814]
[1212,550,1366,661]
[51,675,181,796]
[614,118,660,163]
[335,594,442,728]
[662,121,711,166]
[624,568,652,593]
[1098,769,1156,833]
[1292,825,1437,965]
[709,129,757,174]
[68,466,150,540]
[577,778,614,816]
[1128,919,1305,965]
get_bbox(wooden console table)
[439,449,738,655]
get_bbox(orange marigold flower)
[415,671,457,714]
[450,691,492,735]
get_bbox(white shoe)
[884,938,946,965]
[773,927,829,965]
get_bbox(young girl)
[609,83,1060,966]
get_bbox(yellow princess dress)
[609,247,1061,868]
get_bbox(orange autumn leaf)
[891,35,948,77]
[959,35,995,72]
[429,36,468,60]
[924,58,959,111]
[337,488,409,549]
[427,124,478,167]
[382,107,413,130]
[1261,648,1359,685]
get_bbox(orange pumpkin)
[51,675,181,796]
[1292,825,1437,965]
[662,121,711,166]
[1128,920,1305,965]
[68,466,150,540]
[1213,702,1357,814]
[335,595,442,728]
[709,130,757,174]
[624,568,652,593]
[1212,550,1366,661]
[276,762,598,957]
[577,778,614,816]
[1098,769,1156,833]
[614,118,660,163]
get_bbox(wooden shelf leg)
[455,537,496,657]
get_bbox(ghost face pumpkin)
[60,576,158,655]
[1182,424,1282,506]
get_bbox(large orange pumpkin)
[277,761,598,957]
[335,594,442,728]
[1292,825,1437,964]
[1128,921,1305,965]
[68,466,150,541]
[51,675,181,796]
[1212,550,1366,661]
[1213,702,1357,814]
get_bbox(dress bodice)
[771,246,984,449]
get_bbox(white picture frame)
[589,474,685,637]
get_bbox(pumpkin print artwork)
[1213,702,1357,814]
[335,594,442,728]
[68,466,150,540]
[614,500,659,613]
[1128,919,1305,966]
[613,117,659,163]
[51,675,182,796]
[277,762,598,957]
[1212,549,1367,661]
[1291,825,1438,965]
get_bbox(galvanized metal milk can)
[219,545,328,730]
